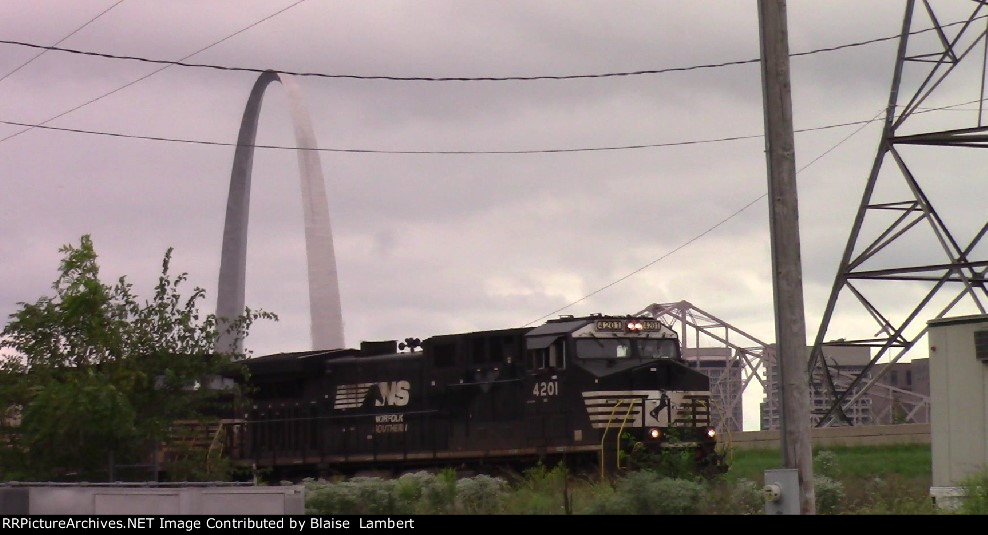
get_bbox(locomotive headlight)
[649,428,661,439]
[626,321,644,332]
[706,427,716,439]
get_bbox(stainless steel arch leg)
[215,70,345,354]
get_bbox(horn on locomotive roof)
[399,337,422,352]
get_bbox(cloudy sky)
[2,1,986,430]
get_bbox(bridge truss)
[637,301,931,433]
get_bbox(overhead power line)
[0,98,974,155]
[0,15,982,82]
[523,108,887,326]
[0,0,309,145]
[0,116,879,154]
[522,98,988,324]
[0,0,126,84]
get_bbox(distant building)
[683,348,743,432]
[872,358,930,424]
[760,345,875,430]
[759,346,931,429]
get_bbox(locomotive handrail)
[614,401,638,471]
[206,420,227,475]
[245,409,440,424]
[598,399,627,479]
[446,377,523,387]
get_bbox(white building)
[760,345,874,430]
[683,348,744,433]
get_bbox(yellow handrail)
[205,420,225,475]
[599,399,626,479]
[614,401,637,470]
[205,419,242,475]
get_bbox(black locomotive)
[228,315,721,479]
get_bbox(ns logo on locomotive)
[230,315,723,479]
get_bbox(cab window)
[575,338,631,359]
[547,339,566,369]
[527,339,566,370]
[639,339,678,359]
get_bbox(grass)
[723,443,937,514]
[723,443,931,483]
[720,447,781,484]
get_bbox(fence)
[724,423,930,450]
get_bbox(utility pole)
[757,0,815,514]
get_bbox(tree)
[0,235,275,481]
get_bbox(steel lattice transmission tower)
[810,0,988,426]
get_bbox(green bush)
[305,471,468,515]
[423,468,458,514]
[350,477,397,513]
[392,471,434,514]
[814,450,840,479]
[305,478,362,515]
[302,477,396,514]
[301,444,940,515]
[814,475,845,514]
[624,430,707,480]
[959,469,988,515]
[570,479,618,515]
[502,462,572,514]
[702,477,764,514]
[845,476,938,515]
[455,474,507,514]
[588,471,705,514]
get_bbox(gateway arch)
[215,70,344,354]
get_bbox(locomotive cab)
[524,315,721,474]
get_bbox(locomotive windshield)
[575,337,678,360]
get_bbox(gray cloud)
[2,0,984,430]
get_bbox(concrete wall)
[726,423,930,450]
[0,485,304,515]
